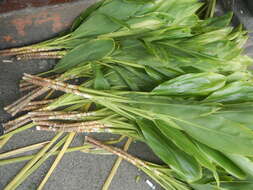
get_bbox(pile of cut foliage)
[1,0,253,189]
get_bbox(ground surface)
[0,58,163,190]
[1,1,253,190]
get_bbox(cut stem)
[86,137,145,168]
[33,120,106,128]
[16,51,65,60]
[0,46,63,57]
[4,117,32,133]
[4,132,64,190]
[0,136,12,149]
[102,137,132,190]
[10,134,68,190]
[11,88,49,116]
[0,141,49,159]
[0,144,111,166]
[0,123,35,140]
[37,132,75,190]
[36,125,110,133]
[30,110,95,121]
[4,88,42,112]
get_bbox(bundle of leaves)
[1,0,253,189]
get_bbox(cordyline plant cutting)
[1,0,253,189]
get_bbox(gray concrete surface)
[0,58,163,190]
[1,2,253,190]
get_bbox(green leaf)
[165,1,202,24]
[103,69,129,90]
[193,12,233,33]
[72,0,142,38]
[72,13,121,38]
[97,0,142,20]
[183,27,233,46]
[92,64,110,90]
[134,101,253,156]
[191,184,225,190]
[226,71,252,83]
[124,0,154,3]
[205,81,253,103]
[143,26,193,42]
[102,13,131,29]
[122,66,158,91]
[176,113,253,157]
[225,154,253,178]
[154,120,216,172]
[71,0,106,31]
[221,181,253,190]
[100,14,166,38]
[113,66,140,91]
[196,142,246,179]
[54,38,115,72]
[137,118,202,182]
[152,72,226,96]
[214,103,253,130]
[145,66,166,82]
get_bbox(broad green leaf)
[72,0,142,38]
[226,71,252,82]
[154,120,216,172]
[225,154,253,177]
[141,38,243,74]
[182,27,233,46]
[191,184,225,190]
[145,66,166,82]
[122,66,158,91]
[143,26,193,42]
[124,0,154,3]
[111,39,183,75]
[103,66,157,91]
[92,64,110,90]
[54,39,115,72]
[221,181,253,190]
[71,0,106,31]
[100,14,166,38]
[133,101,253,156]
[193,12,233,33]
[201,40,242,60]
[196,142,246,179]
[113,66,140,91]
[137,118,202,182]
[165,1,202,24]
[205,81,253,103]
[176,114,253,157]
[111,65,157,91]
[214,103,253,130]
[103,70,129,90]
[72,13,121,38]
[152,72,226,96]
[97,0,142,19]
[135,0,192,15]
[102,13,131,29]
[221,55,252,73]
[156,40,224,62]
